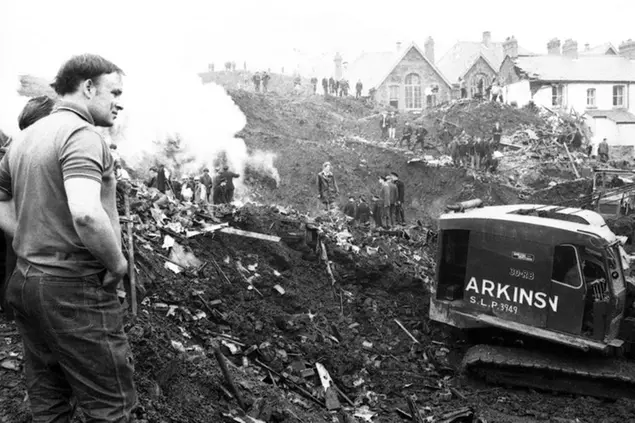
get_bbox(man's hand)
[102,258,128,292]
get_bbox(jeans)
[5,260,137,423]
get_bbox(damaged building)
[346,41,452,111]
[437,31,533,99]
[500,38,635,146]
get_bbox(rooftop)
[437,40,533,83]
[579,42,618,56]
[512,55,635,82]
[585,109,635,124]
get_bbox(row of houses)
[340,32,635,146]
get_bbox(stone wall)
[463,56,497,98]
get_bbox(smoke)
[101,70,280,196]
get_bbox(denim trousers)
[5,260,137,423]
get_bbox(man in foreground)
[0,54,137,422]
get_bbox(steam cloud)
[105,71,280,196]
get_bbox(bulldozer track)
[463,344,635,400]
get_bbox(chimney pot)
[424,36,435,63]
[396,41,402,51]
[482,31,491,46]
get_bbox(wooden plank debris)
[220,227,281,242]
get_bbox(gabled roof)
[585,109,635,124]
[579,42,618,56]
[512,55,635,82]
[437,41,533,82]
[347,42,452,92]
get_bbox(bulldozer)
[430,201,635,399]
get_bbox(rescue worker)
[459,77,467,99]
[449,138,461,167]
[379,112,388,140]
[200,168,213,202]
[413,124,427,153]
[355,80,363,99]
[0,95,56,319]
[387,111,397,140]
[253,72,262,93]
[492,121,503,148]
[343,196,357,219]
[391,172,405,225]
[371,195,383,228]
[262,71,271,93]
[598,138,610,163]
[145,167,159,189]
[0,53,137,421]
[329,77,335,95]
[220,165,240,203]
[355,196,370,226]
[310,77,318,94]
[322,77,329,96]
[115,163,130,181]
[317,161,339,210]
[212,167,226,204]
[398,121,413,149]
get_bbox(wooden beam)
[220,227,281,242]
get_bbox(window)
[613,85,625,107]
[551,244,582,288]
[586,88,596,108]
[552,85,563,107]
[405,73,422,109]
[389,85,399,108]
[426,94,437,107]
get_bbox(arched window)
[405,73,422,109]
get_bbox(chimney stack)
[482,31,491,47]
[547,38,561,55]
[396,41,402,52]
[424,36,435,63]
[619,39,635,60]
[503,36,519,59]
[562,39,578,58]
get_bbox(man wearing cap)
[211,168,226,204]
[200,168,213,202]
[317,162,339,210]
[355,196,370,226]
[391,172,405,225]
[220,166,240,203]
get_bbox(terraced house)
[500,39,635,147]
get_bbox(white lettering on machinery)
[465,277,559,312]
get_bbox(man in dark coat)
[598,138,610,162]
[355,196,370,226]
[310,77,318,94]
[317,161,339,210]
[322,77,329,96]
[355,80,363,99]
[343,196,357,219]
[212,168,226,204]
[220,166,240,203]
[413,124,428,152]
[398,121,413,149]
[371,195,383,228]
[329,77,335,95]
[391,172,405,225]
[200,168,213,202]
[492,121,503,149]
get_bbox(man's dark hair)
[51,54,124,96]
[391,172,399,178]
[18,96,56,130]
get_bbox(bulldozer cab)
[431,204,628,351]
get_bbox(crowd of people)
[144,165,240,204]
[317,162,407,229]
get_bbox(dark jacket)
[200,173,213,189]
[220,170,240,189]
[394,180,405,203]
[388,182,398,205]
[343,201,357,218]
[317,171,338,203]
[356,201,370,223]
[402,125,413,137]
[379,115,388,129]
[387,116,397,128]
[415,127,428,141]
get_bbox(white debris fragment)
[165,262,182,273]
[162,235,175,250]
[353,405,377,422]
[221,340,241,355]
[273,284,285,295]
[171,340,186,353]
[273,270,281,277]
[247,263,258,271]
[167,305,179,317]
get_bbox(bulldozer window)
[552,244,582,289]
[438,229,470,300]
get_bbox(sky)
[1,0,635,83]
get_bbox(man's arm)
[65,177,127,276]
[0,192,16,238]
